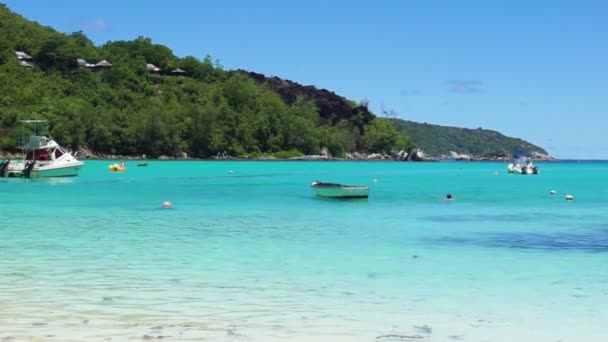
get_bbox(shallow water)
[1,160,607,341]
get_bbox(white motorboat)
[507,153,539,175]
[0,120,84,178]
[311,181,369,198]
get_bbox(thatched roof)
[95,59,112,67]
[15,51,32,60]
[171,68,186,74]
[146,63,161,72]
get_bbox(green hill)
[0,4,549,160]
[389,118,550,159]
[0,4,409,158]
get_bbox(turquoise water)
[1,161,607,341]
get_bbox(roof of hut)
[95,59,112,67]
[15,51,32,60]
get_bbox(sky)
[3,0,608,158]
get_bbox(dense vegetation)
[0,4,411,158]
[390,119,548,158]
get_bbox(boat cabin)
[25,146,68,161]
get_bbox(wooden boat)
[310,181,369,198]
[137,162,148,167]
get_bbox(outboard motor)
[0,159,9,177]
[22,160,36,178]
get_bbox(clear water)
[1,161,607,341]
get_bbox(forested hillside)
[0,4,550,160]
[389,119,550,159]
[0,4,410,158]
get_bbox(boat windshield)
[26,149,52,161]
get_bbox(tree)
[364,118,412,153]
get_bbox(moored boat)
[507,153,539,175]
[0,120,84,178]
[311,181,369,198]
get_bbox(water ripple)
[428,229,608,252]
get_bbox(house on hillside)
[94,59,112,69]
[77,58,95,68]
[146,63,161,72]
[15,51,32,60]
[171,68,186,75]
[15,51,34,68]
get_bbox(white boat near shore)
[507,153,539,175]
[0,120,84,178]
[311,181,369,198]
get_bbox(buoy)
[229,170,234,174]
[162,201,172,209]
[446,193,453,201]
[565,195,573,201]
[373,178,378,183]
[494,171,499,175]
[550,190,557,195]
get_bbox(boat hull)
[31,164,83,177]
[311,183,369,198]
[5,161,83,178]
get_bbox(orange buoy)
[162,201,172,209]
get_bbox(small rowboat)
[137,162,148,167]
[311,181,369,198]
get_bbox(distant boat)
[508,153,539,175]
[137,162,148,167]
[310,181,369,198]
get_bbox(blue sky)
[4,0,608,158]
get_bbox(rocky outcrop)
[448,151,472,161]
[236,70,374,127]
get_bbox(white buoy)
[550,190,557,195]
[494,171,499,176]
[229,170,234,174]
[162,201,172,209]
[565,194,573,201]
[373,178,378,183]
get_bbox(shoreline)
[0,154,560,162]
[0,149,557,162]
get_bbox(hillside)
[390,119,550,159]
[0,4,410,159]
[0,4,549,160]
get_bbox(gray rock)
[367,153,384,160]
[352,152,365,160]
[320,146,331,157]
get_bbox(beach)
[1,161,607,341]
